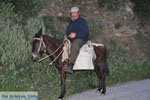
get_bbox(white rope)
[34,36,66,64]
[50,49,63,65]
[37,41,64,62]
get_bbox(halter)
[34,36,46,53]
[33,36,64,65]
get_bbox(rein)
[34,36,64,64]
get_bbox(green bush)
[0,2,16,19]
[131,0,150,19]
[0,2,45,70]
[0,3,26,70]
[25,17,45,41]
[0,25,29,70]
[42,16,64,40]
[98,0,150,19]
[9,0,44,17]
[0,2,16,28]
[88,22,102,39]
[98,0,122,11]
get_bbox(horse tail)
[105,46,110,76]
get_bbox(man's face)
[71,12,79,20]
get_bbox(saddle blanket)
[73,43,104,70]
[62,40,104,70]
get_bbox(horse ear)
[38,28,42,35]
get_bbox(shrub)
[88,22,102,39]
[98,0,122,11]
[25,17,45,41]
[131,0,150,19]
[0,24,29,70]
[0,2,27,70]
[0,2,16,29]
[9,0,44,17]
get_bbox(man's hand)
[64,35,67,40]
[69,32,76,38]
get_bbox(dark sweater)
[66,16,89,41]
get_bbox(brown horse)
[32,29,109,100]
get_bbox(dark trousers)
[69,39,86,64]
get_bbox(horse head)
[32,28,46,61]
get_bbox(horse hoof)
[101,91,105,96]
[97,88,103,93]
[58,98,63,100]
[97,88,101,92]
[97,88,105,96]
[101,93,105,96]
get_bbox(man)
[64,7,89,73]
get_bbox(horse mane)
[42,35,63,47]
[34,28,62,46]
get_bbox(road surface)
[66,79,150,100]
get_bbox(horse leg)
[100,71,106,95]
[95,62,106,95]
[94,64,102,92]
[58,70,67,100]
[97,79,103,92]
[93,45,107,95]
[95,65,102,92]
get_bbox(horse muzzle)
[32,53,40,61]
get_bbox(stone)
[58,12,63,17]
[130,30,137,35]
[38,9,48,17]
[123,16,127,20]
[47,10,57,16]
[93,10,99,15]
[115,33,122,36]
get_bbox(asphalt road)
[66,79,150,100]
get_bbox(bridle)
[33,36,64,64]
[34,36,46,53]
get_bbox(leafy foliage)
[88,22,102,39]
[0,25,28,70]
[131,0,150,19]
[1,0,44,18]
[98,0,123,11]
[98,0,150,19]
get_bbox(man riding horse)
[32,7,109,99]
[64,7,89,73]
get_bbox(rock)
[86,1,94,4]
[115,33,122,36]
[38,9,49,17]
[130,30,137,35]
[123,16,127,20]
[93,10,99,15]
[47,10,57,16]
[126,5,133,13]
[57,12,63,17]
[119,26,137,35]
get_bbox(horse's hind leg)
[100,72,106,95]
[97,79,103,92]
[95,63,106,95]
[95,67,102,92]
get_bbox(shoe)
[64,63,74,74]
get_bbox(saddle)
[62,39,104,70]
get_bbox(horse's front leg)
[58,69,67,100]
